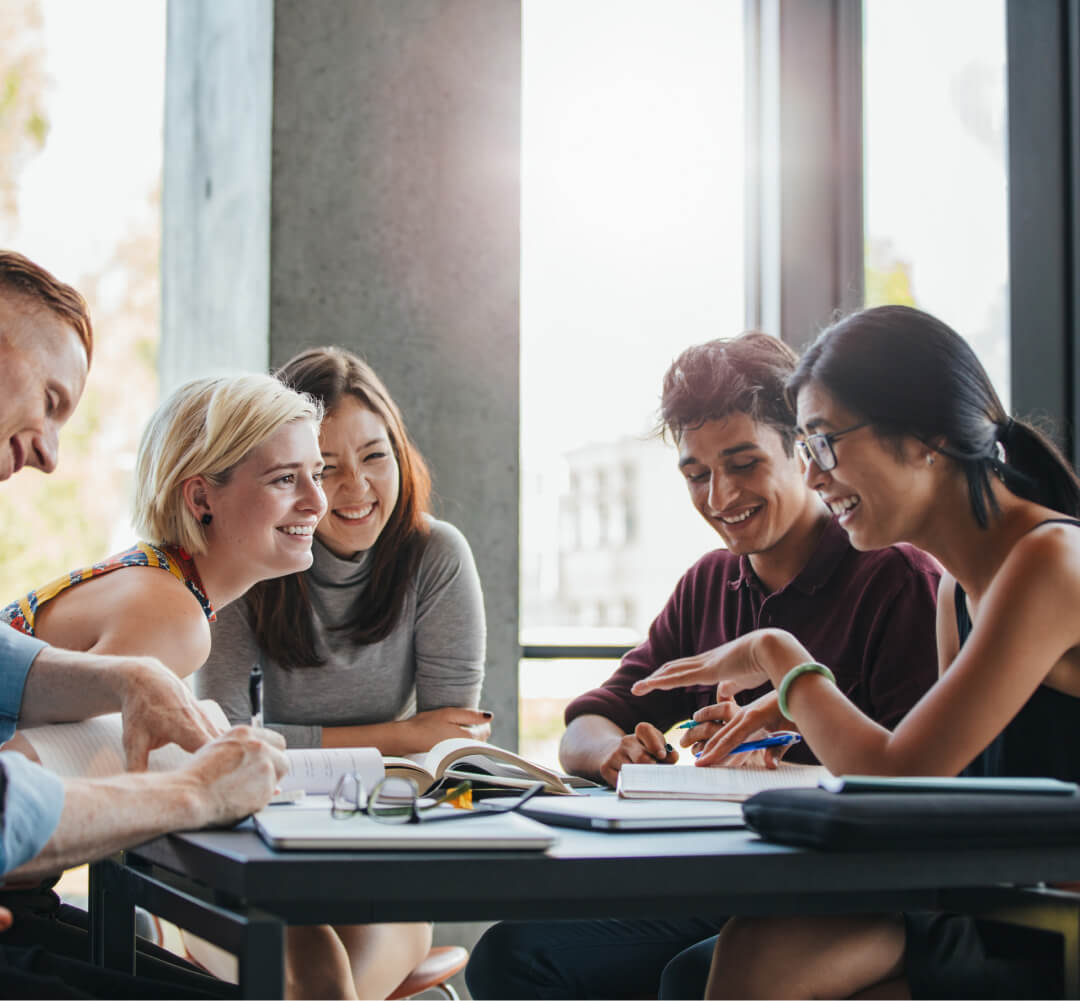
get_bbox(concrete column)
[162,0,273,383]
[163,0,522,749]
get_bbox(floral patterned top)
[1,541,215,636]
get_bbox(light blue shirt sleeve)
[0,751,64,878]
[0,627,46,743]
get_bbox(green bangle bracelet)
[777,662,837,721]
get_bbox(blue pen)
[727,733,801,754]
[691,732,802,757]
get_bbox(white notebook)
[617,763,831,802]
[520,794,744,831]
[254,804,558,851]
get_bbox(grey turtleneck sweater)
[195,517,486,747]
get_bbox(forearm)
[18,647,137,725]
[322,720,419,755]
[755,631,893,773]
[559,715,626,780]
[7,771,204,882]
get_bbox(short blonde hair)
[134,374,323,555]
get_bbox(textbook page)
[276,747,383,795]
[617,762,831,802]
[385,738,581,795]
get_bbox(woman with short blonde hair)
[134,374,323,557]
[3,373,326,680]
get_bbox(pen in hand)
[691,731,802,757]
[249,660,263,728]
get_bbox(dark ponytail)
[788,305,1080,527]
[995,417,1080,518]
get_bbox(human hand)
[595,722,677,788]
[679,690,786,759]
[119,659,225,771]
[0,906,12,933]
[185,726,288,826]
[631,634,770,700]
[692,691,795,768]
[404,707,494,751]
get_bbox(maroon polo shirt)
[564,516,941,765]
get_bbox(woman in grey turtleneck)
[196,347,487,1000]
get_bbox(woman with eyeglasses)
[196,346,488,1000]
[634,305,1080,999]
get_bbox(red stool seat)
[388,945,469,1000]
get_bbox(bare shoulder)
[1009,518,1080,588]
[983,520,1080,642]
[86,568,212,678]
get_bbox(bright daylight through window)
[519,0,745,765]
[864,0,1009,407]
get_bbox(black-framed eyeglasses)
[794,423,869,472]
[330,774,545,825]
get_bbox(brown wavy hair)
[658,331,800,454]
[245,347,432,667]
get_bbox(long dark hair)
[787,305,1080,527]
[245,347,432,667]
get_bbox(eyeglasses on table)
[330,774,546,824]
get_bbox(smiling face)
[678,413,822,561]
[314,395,401,558]
[796,379,936,550]
[199,419,327,579]
[0,294,88,482]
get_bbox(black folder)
[742,787,1080,851]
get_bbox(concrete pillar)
[163,0,522,750]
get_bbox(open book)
[15,702,385,800]
[384,738,586,796]
[14,707,585,799]
[617,762,831,802]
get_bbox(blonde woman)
[3,373,326,677]
[1,374,374,998]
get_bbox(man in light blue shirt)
[0,627,63,875]
[0,251,288,996]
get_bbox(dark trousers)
[465,916,726,1000]
[0,890,234,1000]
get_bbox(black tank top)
[957,518,1080,780]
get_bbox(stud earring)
[201,513,213,526]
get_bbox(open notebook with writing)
[617,762,831,802]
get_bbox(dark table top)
[124,818,1080,925]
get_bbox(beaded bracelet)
[777,662,836,721]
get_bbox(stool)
[388,945,469,1000]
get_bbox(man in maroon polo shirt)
[466,332,940,1001]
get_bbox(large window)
[520,0,745,764]
[0,0,165,596]
[864,0,1009,405]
